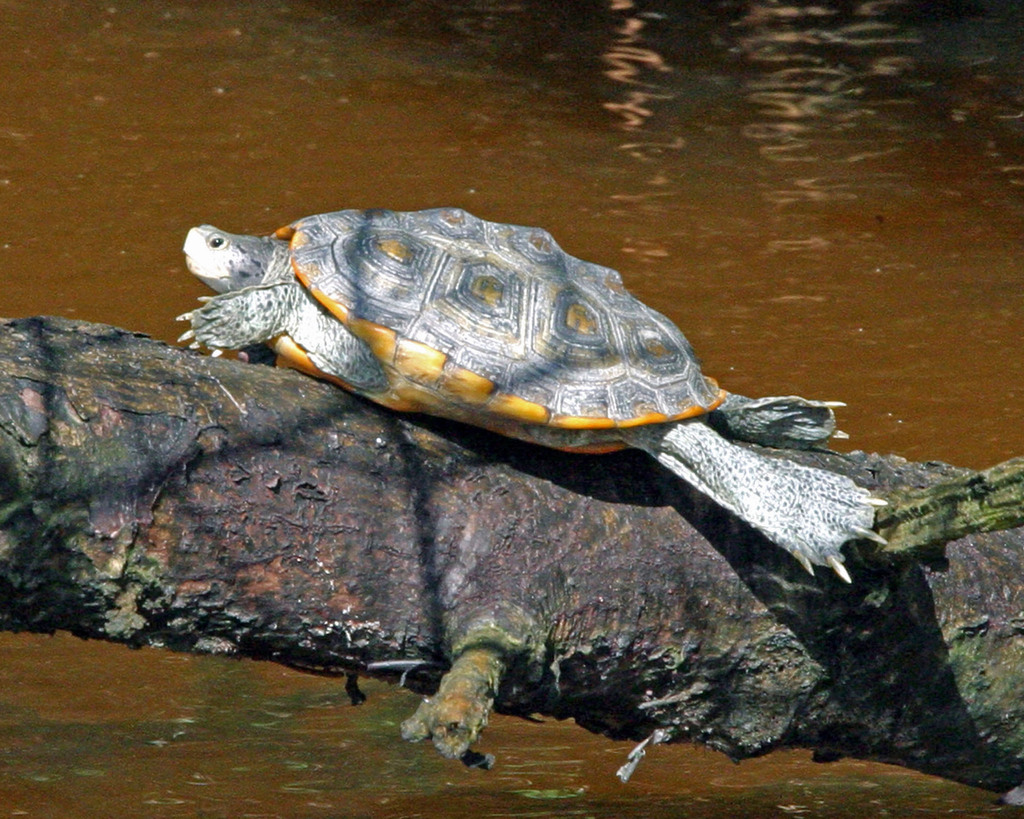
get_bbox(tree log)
[1,316,1022,794]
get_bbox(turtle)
[178,207,885,581]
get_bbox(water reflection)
[734,0,927,213]
[601,0,674,131]
[0,633,1007,818]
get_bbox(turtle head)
[183,225,291,293]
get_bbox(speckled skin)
[180,208,882,578]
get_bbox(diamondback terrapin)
[179,207,884,580]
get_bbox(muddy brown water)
[1,1,1022,816]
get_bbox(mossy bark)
[1,316,1023,794]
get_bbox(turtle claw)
[832,429,850,440]
[175,312,194,323]
[210,348,224,358]
[827,556,852,584]
[177,329,195,343]
[853,526,887,546]
[866,497,888,507]
[792,551,851,582]
[793,551,816,577]
[188,341,201,350]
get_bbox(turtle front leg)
[179,282,387,392]
[179,282,306,349]
[401,644,504,766]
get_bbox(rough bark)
[1,316,1022,794]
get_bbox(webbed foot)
[186,285,288,351]
[772,474,887,582]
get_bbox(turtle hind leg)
[709,393,843,449]
[709,393,843,450]
[625,420,884,581]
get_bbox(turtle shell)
[278,208,724,430]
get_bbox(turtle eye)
[208,234,228,250]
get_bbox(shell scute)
[436,259,525,345]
